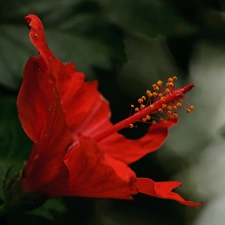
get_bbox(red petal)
[136,178,204,206]
[61,80,109,137]
[99,119,177,165]
[21,61,72,194]
[17,58,46,142]
[64,136,138,199]
[17,15,73,195]
[23,15,111,139]
[24,14,53,71]
[18,14,57,141]
[19,14,115,196]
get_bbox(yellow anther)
[140,104,145,109]
[162,104,167,109]
[128,77,195,126]
[186,109,191,114]
[149,104,154,109]
[167,82,174,87]
[128,77,195,127]
[157,80,163,86]
[190,105,194,110]
[146,90,152,97]
[173,76,177,81]
[158,93,163,98]
[169,113,178,120]
[173,113,178,118]
[165,88,170,93]
[160,97,166,101]
[158,108,163,113]
[154,86,159,91]
[146,115,151,120]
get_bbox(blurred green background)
[1,0,225,224]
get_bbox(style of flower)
[17,14,203,207]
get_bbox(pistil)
[93,80,195,143]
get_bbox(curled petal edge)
[136,178,204,206]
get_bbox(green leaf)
[0,96,32,201]
[0,25,33,89]
[2,0,82,23]
[97,0,198,37]
[0,0,127,90]
[0,97,32,160]
[45,29,113,73]
[0,22,125,90]
[0,160,22,203]
[4,198,68,224]
[27,198,67,220]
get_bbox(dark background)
[1,0,225,224]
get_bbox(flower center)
[93,77,195,143]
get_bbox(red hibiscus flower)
[17,14,203,207]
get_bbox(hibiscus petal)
[70,96,112,139]
[62,80,108,137]
[18,15,73,194]
[136,178,203,206]
[19,14,118,197]
[64,136,138,199]
[21,60,72,194]
[99,119,177,165]
[17,58,46,142]
[24,14,54,71]
[17,14,56,141]
[23,15,111,139]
